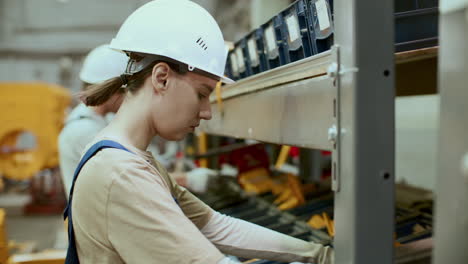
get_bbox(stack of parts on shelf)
[197,177,434,264]
[227,0,334,81]
[226,0,439,81]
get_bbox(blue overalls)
[63,140,132,264]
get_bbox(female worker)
[60,45,220,198]
[64,1,333,263]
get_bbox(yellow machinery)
[0,82,71,181]
[0,83,70,263]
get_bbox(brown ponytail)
[79,57,187,107]
[78,64,154,107]
[79,77,125,106]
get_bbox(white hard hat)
[79,44,128,84]
[109,0,234,84]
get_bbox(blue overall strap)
[63,140,133,264]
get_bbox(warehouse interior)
[0,0,466,263]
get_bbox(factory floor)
[0,192,67,254]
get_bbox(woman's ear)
[151,62,170,94]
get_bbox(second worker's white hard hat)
[79,44,129,84]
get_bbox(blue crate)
[279,0,313,63]
[306,0,334,55]
[395,37,438,52]
[224,54,233,80]
[395,0,418,12]
[395,0,438,12]
[227,43,249,81]
[261,16,287,70]
[227,51,240,81]
[245,28,268,75]
[395,7,438,52]
[417,0,438,9]
[234,39,252,79]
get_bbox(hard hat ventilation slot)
[196,37,208,51]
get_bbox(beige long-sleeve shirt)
[71,138,333,264]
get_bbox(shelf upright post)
[332,0,395,263]
[434,1,468,263]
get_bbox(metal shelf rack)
[198,1,455,263]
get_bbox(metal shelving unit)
[199,0,441,263]
[201,47,437,147]
[433,1,468,263]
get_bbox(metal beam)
[201,74,334,150]
[200,52,334,149]
[211,51,331,101]
[433,3,468,263]
[333,0,395,263]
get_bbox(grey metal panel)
[433,6,468,264]
[20,0,137,31]
[0,0,150,53]
[333,0,395,264]
[200,75,334,150]
[213,51,331,101]
[0,55,84,92]
[395,95,439,192]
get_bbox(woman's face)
[151,64,216,141]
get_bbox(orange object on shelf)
[307,214,327,230]
[322,212,335,237]
[197,132,208,168]
[237,168,272,194]
[276,174,306,211]
[274,145,291,170]
[307,212,335,237]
